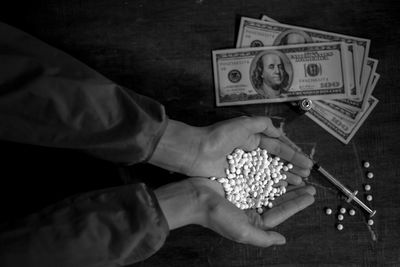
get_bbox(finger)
[289,165,311,178]
[239,226,286,247]
[263,193,315,228]
[239,116,281,137]
[259,137,313,170]
[282,171,303,185]
[273,180,288,188]
[286,181,306,192]
[271,185,316,206]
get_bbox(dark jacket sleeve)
[0,21,168,165]
[0,22,171,266]
[0,183,169,267]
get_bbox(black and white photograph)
[0,0,399,266]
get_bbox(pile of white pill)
[210,147,291,213]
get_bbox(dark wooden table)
[2,0,400,266]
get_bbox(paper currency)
[318,73,380,121]
[239,16,370,98]
[329,58,378,111]
[257,14,380,143]
[305,96,379,144]
[213,42,352,106]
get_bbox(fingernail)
[277,238,286,245]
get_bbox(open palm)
[190,177,316,247]
[186,116,313,185]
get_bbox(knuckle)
[264,117,273,126]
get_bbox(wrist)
[154,179,206,230]
[149,119,206,175]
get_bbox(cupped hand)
[188,178,316,247]
[186,116,313,184]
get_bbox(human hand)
[185,116,313,184]
[191,178,315,247]
[156,178,316,247]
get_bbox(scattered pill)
[340,207,346,214]
[325,208,332,215]
[287,163,293,169]
[368,219,374,226]
[366,195,373,201]
[364,184,371,191]
[363,161,370,168]
[257,207,263,214]
[337,224,344,231]
[349,209,356,216]
[367,172,374,179]
[338,214,344,221]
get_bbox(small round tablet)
[325,208,332,215]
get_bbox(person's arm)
[0,21,167,165]
[0,183,169,267]
[0,22,312,181]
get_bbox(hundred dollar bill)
[260,14,361,101]
[305,96,378,144]
[317,73,380,121]
[212,42,352,106]
[329,58,378,111]
[238,16,369,98]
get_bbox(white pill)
[337,224,344,231]
[268,202,273,208]
[364,184,371,191]
[363,161,370,168]
[287,163,293,169]
[338,214,344,221]
[325,208,332,215]
[366,195,373,201]
[282,166,289,172]
[367,172,374,179]
[257,207,263,214]
[218,178,226,183]
[368,219,374,226]
[349,209,356,216]
[340,207,346,214]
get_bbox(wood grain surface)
[2,0,400,266]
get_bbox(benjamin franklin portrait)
[250,51,293,99]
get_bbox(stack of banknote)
[212,14,379,144]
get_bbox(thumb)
[239,225,286,247]
[241,116,282,138]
